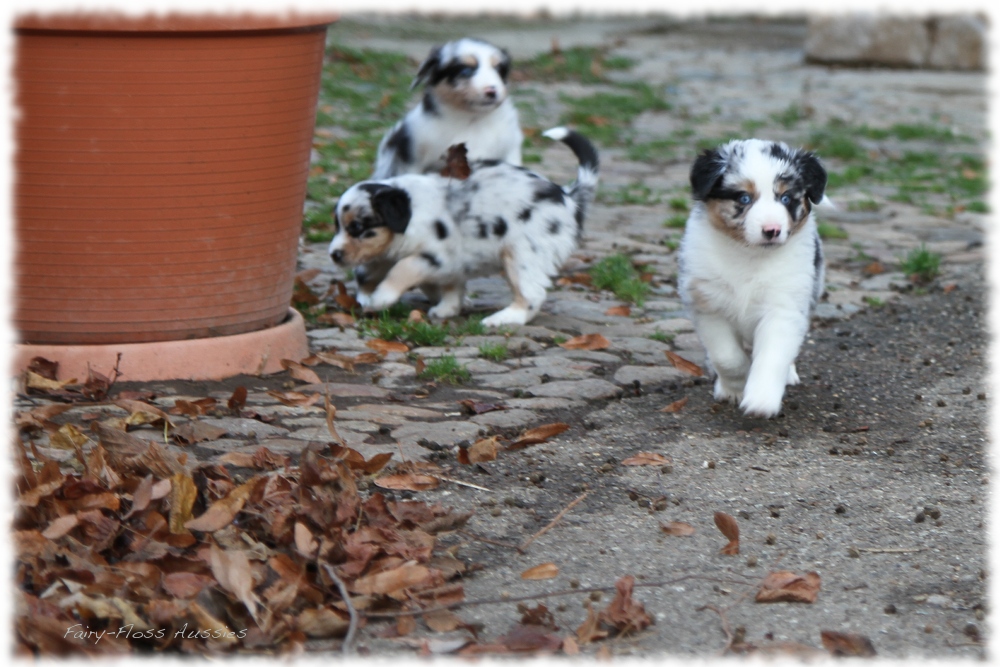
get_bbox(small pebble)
[915,393,923,401]
[915,511,926,523]
[977,393,986,400]
[769,508,781,518]
[884,603,897,614]
[962,387,972,395]
[589,591,602,602]
[835,504,847,515]
[924,624,933,634]
[570,579,580,589]
[964,623,980,640]
[924,506,941,520]
[746,555,758,567]
[490,507,502,517]
[816,532,824,539]
[937,399,946,407]
[660,465,673,474]
[765,533,776,545]
[848,547,860,558]
[500,592,511,600]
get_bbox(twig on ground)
[321,563,359,655]
[855,546,925,554]
[428,474,491,491]
[697,604,735,654]
[519,491,588,552]
[361,573,756,619]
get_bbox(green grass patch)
[589,254,651,306]
[965,201,989,214]
[771,104,809,128]
[663,214,687,229]
[624,138,680,163]
[521,46,634,83]
[899,245,941,283]
[817,223,849,240]
[863,296,886,308]
[358,310,451,347]
[598,182,661,206]
[559,82,669,145]
[418,355,470,384]
[848,198,881,212]
[478,341,510,362]
[648,330,674,343]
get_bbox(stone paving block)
[523,378,623,401]
[391,421,487,448]
[296,382,392,398]
[469,409,540,430]
[503,397,586,411]
[199,417,290,438]
[612,365,688,386]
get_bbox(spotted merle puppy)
[372,38,523,179]
[329,128,598,327]
[678,139,828,418]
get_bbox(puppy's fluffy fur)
[678,139,827,418]
[329,128,598,327]
[372,38,522,179]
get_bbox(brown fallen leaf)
[162,572,214,599]
[521,563,560,580]
[599,575,653,634]
[498,624,563,653]
[209,544,260,622]
[621,452,670,466]
[367,339,409,355]
[41,513,80,540]
[298,607,350,638]
[556,272,592,287]
[168,473,196,534]
[352,563,432,596]
[458,399,508,415]
[509,422,571,449]
[25,370,76,392]
[559,333,611,351]
[665,350,703,376]
[324,394,347,447]
[185,476,261,532]
[604,305,631,317]
[282,359,323,384]
[562,636,580,655]
[49,423,90,450]
[168,398,217,417]
[756,571,821,604]
[397,614,417,637]
[124,474,155,519]
[266,389,321,407]
[520,603,558,629]
[660,521,696,537]
[714,511,740,555]
[317,312,356,328]
[576,602,608,644]
[423,608,466,633]
[658,396,688,413]
[227,386,247,413]
[28,356,60,380]
[374,473,440,492]
[440,143,471,180]
[172,421,228,445]
[294,521,319,559]
[467,436,499,464]
[820,630,876,657]
[863,261,885,276]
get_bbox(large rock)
[805,14,985,71]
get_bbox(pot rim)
[14,11,338,33]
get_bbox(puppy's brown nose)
[483,87,497,100]
[331,249,344,264]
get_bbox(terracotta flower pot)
[14,13,335,347]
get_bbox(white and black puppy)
[678,139,827,418]
[372,38,523,179]
[329,128,598,327]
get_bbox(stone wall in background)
[805,14,986,70]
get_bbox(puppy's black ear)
[690,148,727,201]
[412,45,442,89]
[371,187,412,234]
[497,48,512,81]
[796,151,828,204]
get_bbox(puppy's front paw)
[355,290,373,309]
[482,307,528,328]
[786,363,800,386]
[713,376,743,404]
[428,302,461,319]
[739,386,784,418]
[365,286,401,312]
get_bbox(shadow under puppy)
[329,128,598,327]
[372,37,522,179]
[678,139,828,418]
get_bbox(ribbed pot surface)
[14,16,330,344]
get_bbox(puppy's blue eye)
[459,65,475,77]
[780,194,792,205]
[738,193,752,205]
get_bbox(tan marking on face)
[705,179,757,244]
[489,54,500,68]
[775,182,811,234]
[339,227,396,265]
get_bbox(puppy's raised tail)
[543,126,599,224]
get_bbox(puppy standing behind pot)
[372,38,523,179]
[678,139,828,418]
[329,127,598,327]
